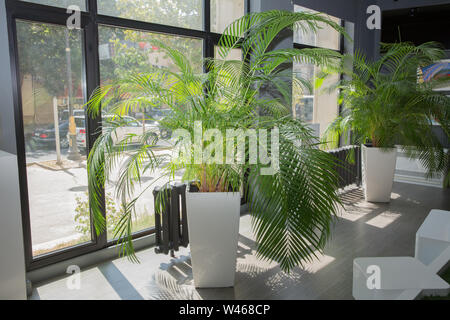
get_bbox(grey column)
[0,1,27,299]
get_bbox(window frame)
[6,0,250,271]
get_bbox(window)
[292,5,342,142]
[99,26,203,239]
[214,45,242,61]
[293,63,315,122]
[211,0,245,33]
[293,63,340,138]
[9,0,248,270]
[20,0,86,10]
[97,0,203,30]
[99,26,203,80]
[293,5,341,50]
[16,20,90,257]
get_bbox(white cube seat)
[415,209,450,266]
[353,257,449,300]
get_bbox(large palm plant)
[86,10,346,272]
[324,42,450,182]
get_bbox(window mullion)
[85,0,107,248]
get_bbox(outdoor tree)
[98,0,204,82]
[17,0,204,127]
[17,21,83,98]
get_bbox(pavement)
[25,141,179,255]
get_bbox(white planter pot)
[362,144,397,203]
[186,192,241,288]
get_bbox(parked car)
[73,115,160,151]
[31,121,69,149]
[72,116,88,152]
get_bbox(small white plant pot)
[361,144,397,203]
[186,191,241,288]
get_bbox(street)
[25,142,179,256]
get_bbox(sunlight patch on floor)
[304,252,336,274]
[365,212,401,229]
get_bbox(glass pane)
[20,0,86,11]
[99,26,203,239]
[97,0,203,30]
[16,20,90,257]
[293,5,341,50]
[211,0,245,33]
[214,45,242,61]
[293,62,339,142]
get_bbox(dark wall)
[294,0,450,59]
[379,0,450,10]
[382,4,450,50]
[294,0,450,20]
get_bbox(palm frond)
[85,9,348,272]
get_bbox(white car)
[73,115,160,151]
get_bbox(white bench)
[415,209,450,266]
[353,257,449,300]
[353,209,450,300]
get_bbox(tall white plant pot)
[362,144,397,203]
[186,192,241,288]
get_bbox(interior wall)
[0,0,26,300]
[382,4,450,49]
[294,0,450,21]
[0,0,18,155]
[379,0,450,10]
[0,151,27,300]
[294,0,450,60]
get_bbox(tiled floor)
[30,182,450,300]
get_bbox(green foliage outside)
[74,191,155,240]
[17,0,204,123]
[17,21,83,97]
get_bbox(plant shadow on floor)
[146,233,309,300]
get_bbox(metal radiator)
[327,145,361,188]
[153,182,189,257]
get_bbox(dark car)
[31,121,70,149]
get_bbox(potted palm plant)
[324,42,450,202]
[86,10,345,287]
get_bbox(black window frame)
[6,0,250,271]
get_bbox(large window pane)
[214,45,242,61]
[293,63,315,122]
[293,62,339,141]
[20,0,86,11]
[211,0,245,33]
[98,0,203,30]
[99,26,203,79]
[293,5,341,50]
[99,26,203,239]
[16,20,90,257]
